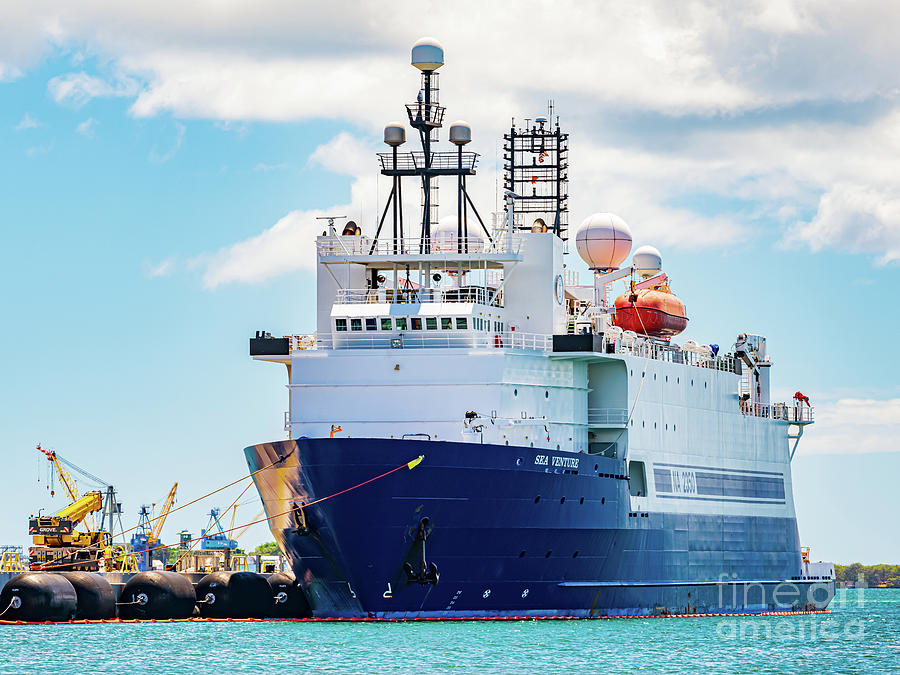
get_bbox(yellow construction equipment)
[30,444,119,570]
[29,490,107,548]
[149,483,178,547]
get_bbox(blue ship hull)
[245,438,833,618]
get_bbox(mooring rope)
[30,448,296,571]
[32,454,424,573]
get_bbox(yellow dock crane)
[149,483,178,549]
[30,444,122,571]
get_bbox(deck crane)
[130,483,178,570]
[30,444,123,570]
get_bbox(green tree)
[253,541,281,556]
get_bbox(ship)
[244,38,835,619]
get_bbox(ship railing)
[587,408,629,427]
[335,287,493,305]
[742,401,815,423]
[287,334,317,352]
[377,150,478,172]
[612,335,739,373]
[315,330,552,352]
[316,235,523,257]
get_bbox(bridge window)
[380,318,392,330]
[365,318,377,331]
[350,318,362,331]
[411,317,422,330]
[426,317,438,330]
[441,317,453,330]
[335,318,347,332]
[395,317,407,330]
[455,317,468,330]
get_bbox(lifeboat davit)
[613,284,688,338]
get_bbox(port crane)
[30,444,123,570]
[130,482,178,570]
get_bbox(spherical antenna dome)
[449,120,472,145]
[411,37,444,71]
[575,213,633,270]
[383,122,406,147]
[632,245,662,280]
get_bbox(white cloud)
[145,257,175,278]
[252,162,288,172]
[4,1,900,275]
[198,210,322,289]
[76,116,97,136]
[786,184,900,266]
[148,122,185,163]
[800,398,900,455]
[197,132,383,288]
[14,113,40,130]
[47,71,138,108]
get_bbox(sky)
[1,1,899,564]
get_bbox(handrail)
[587,408,629,426]
[317,330,552,352]
[335,287,493,305]
[316,235,522,257]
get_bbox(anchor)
[404,517,439,585]
[291,501,313,536]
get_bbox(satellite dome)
[383,122,406,147]
[575,213,633,270]
[632,245,662,280]
[449,120,472,145]
[433,217,483,252]
[411,37,444,71]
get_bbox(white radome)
[632,245,663,280]
[575,213,633,270]
[411,37,444,71]
[433,218,483,253]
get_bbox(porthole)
[560,497,566,504]
[519,550,526,558]
[545,391,549,399]
[594,464,599,471]
[514,388,518,396]
[505,440,509,446]
[601,497,605,505]
[545,551,552,558]
[579,497,584,504]
[572,551,579,558]
[516,457,523,466]
[534,496,541,504]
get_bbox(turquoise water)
[2,589,898,673]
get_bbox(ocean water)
[2,589,898,673]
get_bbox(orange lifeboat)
[613,283,688,339]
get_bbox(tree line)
[835,563,900,587]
